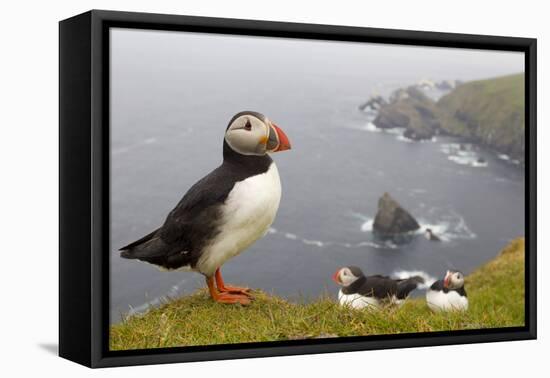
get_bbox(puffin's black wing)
[119,228,159,252]
[395,276,424,299]
[355,276,398,298]
[355,275,423,299]
[430,279,446,291]
[119,164,240,270]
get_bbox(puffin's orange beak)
[332,269,341,284]
[271,123,291,152]
[443,272,450,288]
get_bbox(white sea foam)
[440,143,488,168]
[439,143,461,154]
[396,134,414,143]
[364,122,382,132]
[125,278,194,319]
[385,127,406,135]
[126,298,164,319]
[356,208,476,242]
[448,155,488,167]
[113,137,158,155]
[266,220,398,250]
[360,217,374,232]
[303,239,324,247]
[392,270,438,290]
[266,207,474,252]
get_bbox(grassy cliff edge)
[438,73,525,161]
[110,238,525,351]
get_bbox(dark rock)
[373,106,410,129]
[425,228,441,241]
[373,87,440,140]
[403,127,434,141]
[359,96,387,113]
[373,193,421,235]
[435,80,459,91]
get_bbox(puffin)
[120,111,291,305]
[332,266,424,309]
[425,228,441,241]
[426,270,468,312]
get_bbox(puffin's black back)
[343,275,424,300]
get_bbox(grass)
[110,237,525,351]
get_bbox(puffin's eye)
[244,120,252,131]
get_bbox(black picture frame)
[59,9,537,368]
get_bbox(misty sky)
[111,28,523,87]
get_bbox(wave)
[440,143,488,168]
[363,122,382,133]
[268,227,397,250]
[356,122,405,136]
[112,137,158,155]
[358,122,437,144]
[448,155,488,167]
[396,134,414,143]
[123,277,197,319]
[392,270,437,290]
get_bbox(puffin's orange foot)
[219,285,252,297]
[206,275,251,305]
[213,292,251,305]
[214,268,253,297]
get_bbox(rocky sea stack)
[373,192,420,236]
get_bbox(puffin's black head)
[332,266,364,287]
[224,111,291,158]
[443,270,465,289]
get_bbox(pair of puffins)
[332,267,468,312]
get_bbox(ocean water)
[109,29,525,323]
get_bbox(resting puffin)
[426,270,468,312]
[332,266,424,309]
[120,111,291,305]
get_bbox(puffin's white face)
[444,270,465,289]
[332,266,363,287]
[224,114,290,156]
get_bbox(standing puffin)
[332,266,424,309]
[120,111,291,305]
[426,270,468,312]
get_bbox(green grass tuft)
[110,238,525,351]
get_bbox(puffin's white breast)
[197,163,281,276]
[426,289,468,312]
[338,290,381,310]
